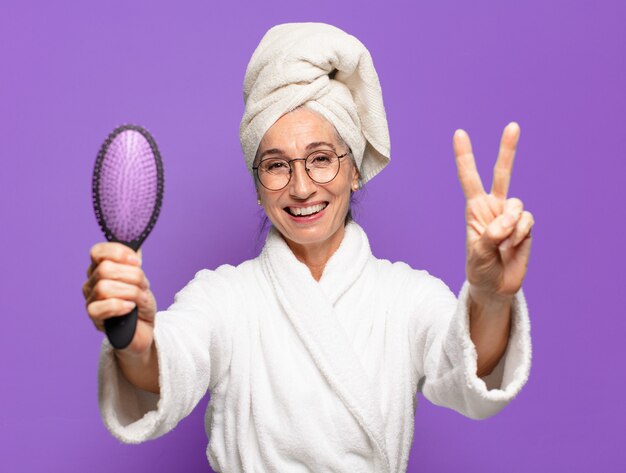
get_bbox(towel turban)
[239,22,391,186]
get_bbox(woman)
[83,22,533,472]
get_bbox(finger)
[87,298,137,324]
[503,197,524,220]
[82,279,91,299]
[87,261,95,278]
[92,318,105,333]
[86,279,145,305]
[453,129,486,200]
[89,242,142,274]
[513,224,533,266]
[83,260,149,302]
[86,259,149,293]
[477,202,523,253]
[491,122,520,200]
[499,210,534,251]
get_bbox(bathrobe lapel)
[261,222,390,472]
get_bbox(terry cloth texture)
[98,221,532,472]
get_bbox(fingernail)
[123,301,135,309]
[127,255,141,265]
[499,239,511,251]
[502,213,515,227]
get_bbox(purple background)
[1,0,624,471]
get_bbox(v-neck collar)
[260,221,390,472]
[263,221,372,304]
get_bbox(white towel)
[239,22,391,185]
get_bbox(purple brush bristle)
[92,124,164,348]
[98,130,158,242]
[93,125,164,251]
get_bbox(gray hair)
[253,103,359,172]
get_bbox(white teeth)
[288,203,327,216]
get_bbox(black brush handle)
[105,304,138,349]
[104,240,140,349]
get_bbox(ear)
[253,179,262,203]
[350,162,360,191]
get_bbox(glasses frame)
[252,149,351,191]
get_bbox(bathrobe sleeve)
[97,267,235,443]
[411,272,532,420]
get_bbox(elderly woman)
[84,23,533,473]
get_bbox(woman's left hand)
[453,122,535,306]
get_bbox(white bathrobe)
[98,221,532,473]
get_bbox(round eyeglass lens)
[257,150,341,190]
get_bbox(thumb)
[478,211,519,254]
[476,197,523,253]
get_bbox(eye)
[309,152,333,164]
[262,159,289,172]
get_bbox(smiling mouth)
[284,202,328,217]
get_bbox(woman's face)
[255,107,359,251]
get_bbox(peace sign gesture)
[453,122,535,306]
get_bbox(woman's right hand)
[83,242,157,357]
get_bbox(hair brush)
[92,124,164,349]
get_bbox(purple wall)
[1,0,624,471]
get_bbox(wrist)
[113,341,156,365]
[469,284,514,310]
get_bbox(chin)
[272,210,346,248]
[283,225,334,244]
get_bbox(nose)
[288,159,316,199]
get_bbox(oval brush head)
[92,124,164,349]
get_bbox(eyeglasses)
[252,149,350,191]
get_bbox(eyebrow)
[257,141,337,161]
